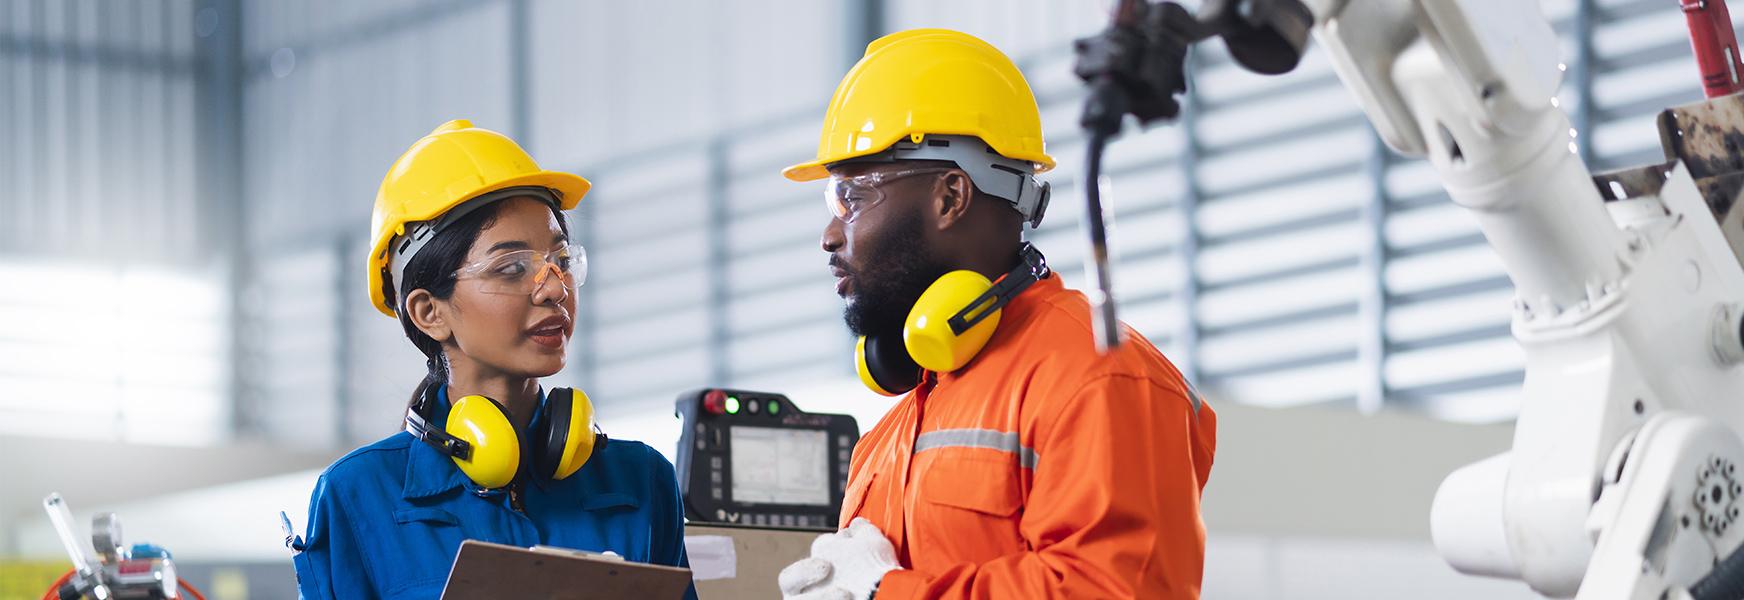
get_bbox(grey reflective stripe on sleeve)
[913,429,1039,469]
[1185,379,1204,414]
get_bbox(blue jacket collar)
[403,385,551,499]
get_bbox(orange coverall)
[844,274,1216,600]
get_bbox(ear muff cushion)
[536,388,572,480]
[857,336,899,396]
[905,270,1002,372]
[857,334,921,396]
[447,395,520,489]
[551,389,597,480]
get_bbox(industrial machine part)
[1681,0,1744,99]
[675,389,859,530]
[41,494,204,600]
[1302,0,1744,596]
[1079,0,1744,597]
[1072,0,1314,350]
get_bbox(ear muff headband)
[447,395,521,489]
[406,384,473,459]
[854,244,1049,395]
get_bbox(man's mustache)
[829,255,854,278]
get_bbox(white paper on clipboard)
[683,535,737,580]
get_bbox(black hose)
[1084,128,1112,250]
[1691,541,1744,600]
[1080,127,1124,351]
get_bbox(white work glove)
[779,517,903,600]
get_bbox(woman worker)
[290,120,697,600]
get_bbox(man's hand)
[779,517,903,600]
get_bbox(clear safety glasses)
[454,244,587,296]
[824,168,954,223]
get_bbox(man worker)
[776,29,1217,600]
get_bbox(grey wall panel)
[726,248,830,298]
[253,248,341,449]
[724,204,826,261]
[592,234,710,292]
[884,0,1106,67]
[594,304,709,362]
[727,284,839,339]
[726,319,843,378]
[594,268,709,324]
[0,0,204,263]
[529,0,846,169]
[243,2,514,249]
[594,346,709,411]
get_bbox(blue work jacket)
[291,386,697,600]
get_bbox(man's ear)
[933,169,977,231]
[405,289,453,342]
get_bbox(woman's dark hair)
[389,197,572,416]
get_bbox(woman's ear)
[405,289,453,342]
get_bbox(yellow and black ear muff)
[535,387,608,480]
[853,244,1050,395]
[404,384,521,489]
[444,394,522,489]
[406,384,608,488]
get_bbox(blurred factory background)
[0,0,1715,598]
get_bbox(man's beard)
[838,210,952,338]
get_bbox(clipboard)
[440,540,693,600]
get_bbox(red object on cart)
[1683,0,1744,97]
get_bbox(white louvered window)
[0,260,229,444]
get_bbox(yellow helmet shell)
[367,120,592,317]
[446,394,520,489]
[905,270,1002,373]
[783,29,1054,182]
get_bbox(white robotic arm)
[1305,0,1744,597]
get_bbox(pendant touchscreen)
[674,388,859,530]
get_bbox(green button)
[726,397,740,414]
[768,400,781,415]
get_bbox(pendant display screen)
[729,426,830,506]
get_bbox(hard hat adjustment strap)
[386,186,562,305]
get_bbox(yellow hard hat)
[367,120,591,317]
[783,29,1055,182]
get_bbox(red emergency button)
[704,389,728,415]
